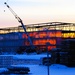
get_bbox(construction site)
[0,1,75,74]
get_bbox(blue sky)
[0,0,75,28]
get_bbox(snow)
[0,68,8,73]
[10,64,75,75]
[13,54,48,59]
[0,54,49,59]
[0,54,75,75]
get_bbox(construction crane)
[4,2,36,53]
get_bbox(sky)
[0,0,75,28]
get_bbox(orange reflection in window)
[22,31,62,39]
[48,46,56,51]
[39,32,47,38]
[56,31,61,37]
[22,33,27,39]
[22,31,61,50]
[48,32,55,37]
[32,39,56,45]
[24,41,30,45]
[47,39,56,45]
[39,40,44,45]
[33,40,39,45]
[29,33,33,37]
[34,32,39,38]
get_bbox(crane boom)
[4,2,33,46]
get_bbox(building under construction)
[0,2,74,54]
[0,22,75,54]
[0,2,75,68]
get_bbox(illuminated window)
[56,31,61,37]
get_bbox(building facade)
[0,22,75,54]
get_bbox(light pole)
[46,42,50,75]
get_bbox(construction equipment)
[4,2,36,53]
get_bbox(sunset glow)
[0,0,75,28]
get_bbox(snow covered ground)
[13,54,48,59]
[0,54,49,59]
[0,68,8,73]
[13,64,75,75]
[1,64,75,75]
[0,54,75,75]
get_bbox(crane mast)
[4,2,33,46]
